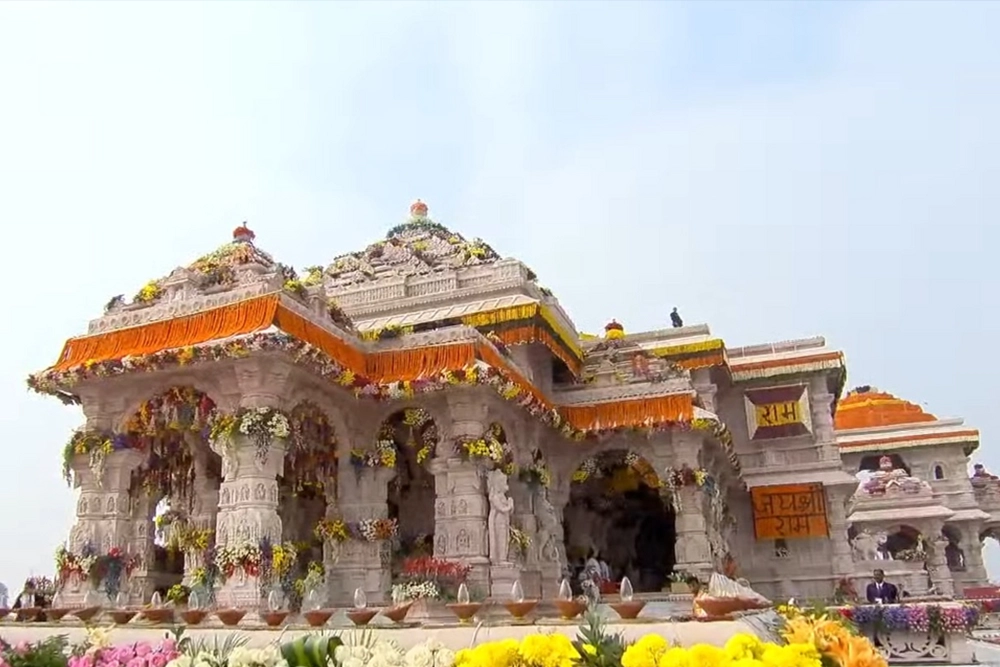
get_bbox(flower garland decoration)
[509,526,531,560]
[88,546,141,597]
[314,518,350,543]
[519,461,552,488]
[284,401,338,494]
[661,464,716,512]
[456,422,513,471]
[215,542,262,579]
[893,535,929,562]
[209,406,291,463]
[844,603,979,635]
[394,556,471,601]
[350,439,396,469]
[315,517,398,542]
[400,407,437,465]
[55,545,96,584]
[61,430,133,485]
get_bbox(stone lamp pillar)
[928,536,956,598]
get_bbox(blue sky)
[1,1,997,591]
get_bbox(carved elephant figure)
[850,531,888,561]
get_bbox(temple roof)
[834,387,937,430]
[325,200,506,288]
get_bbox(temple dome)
[325,200,504,287]
[834,386,938,430]
[124,223,298,307]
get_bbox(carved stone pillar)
[537,477,571,599]
[326,466,394,605]
[64,449,144,605]
[182,450,220,586]
[928,536,955,597]
[508,474,542,598]
[809,378,839,461]
[691,369,718,414]
[126,494,156,606]
[962,538,989,590]
[672,432,712,579]
[429,394,492,595]
[429,456,490,596]
[825,487,854,579]
[213,434,286,609]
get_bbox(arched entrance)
[380,408,438,557]
[279,401,339,568]
[122,386,220,602]
[564,450,675,593]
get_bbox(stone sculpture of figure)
[487,469,514,564]
[534,493,561,563]
[851,531,888,561]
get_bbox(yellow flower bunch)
[456,634,578,667]
[271,542,297,577]
[314,518,349,543]
[622,633,822,667]
[783,615,887,667]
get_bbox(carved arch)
[115,378,225,433]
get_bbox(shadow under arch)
[377,407,440,558]
[564,448,673,594]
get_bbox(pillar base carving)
[216,570,265,610]
[326,540,391,605]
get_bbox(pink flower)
[14,642,30,656]
[126,657,144,667]
[159,639,176,655]
[149,654,167,667]
[114,648,135,663]
[1,655,11,667]
[134,644,151,658]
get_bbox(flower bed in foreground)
[0,610,888,667]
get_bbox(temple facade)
[30,201,997,608]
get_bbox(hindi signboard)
[751,483,829,540]
[744,385,813,440]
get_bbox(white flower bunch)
[404,640,455,667]
[228,646,288,667]
[335,639,403,667]
[391,580,440,602]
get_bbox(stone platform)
[0,612,756,651]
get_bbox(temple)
[30,200,997,607]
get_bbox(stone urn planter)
[347,609,378,626]
[44,608,71,622]
[109,610,137,625]
[303,609,334,627]
[141,608,175,624]
[553,599,586,620]
[215,609,247,627]
[180,609,208,626]
[609,600,646,620]
[380,602,413,624]
[446,602,482,624]
[503,600,539,620]
[71,606,102,623]
[261,611,289,627]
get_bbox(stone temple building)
[29,200,999,608]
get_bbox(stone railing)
[843,603,978,664]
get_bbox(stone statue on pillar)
[487,469,514,564]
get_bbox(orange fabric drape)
[53,295,280,371]
[560,394,693,431]
[490,325,582,375]
[273,304,367,375]
[366,343,478,382]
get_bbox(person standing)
[866,569,898,603]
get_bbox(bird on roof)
[670,307,683,328]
